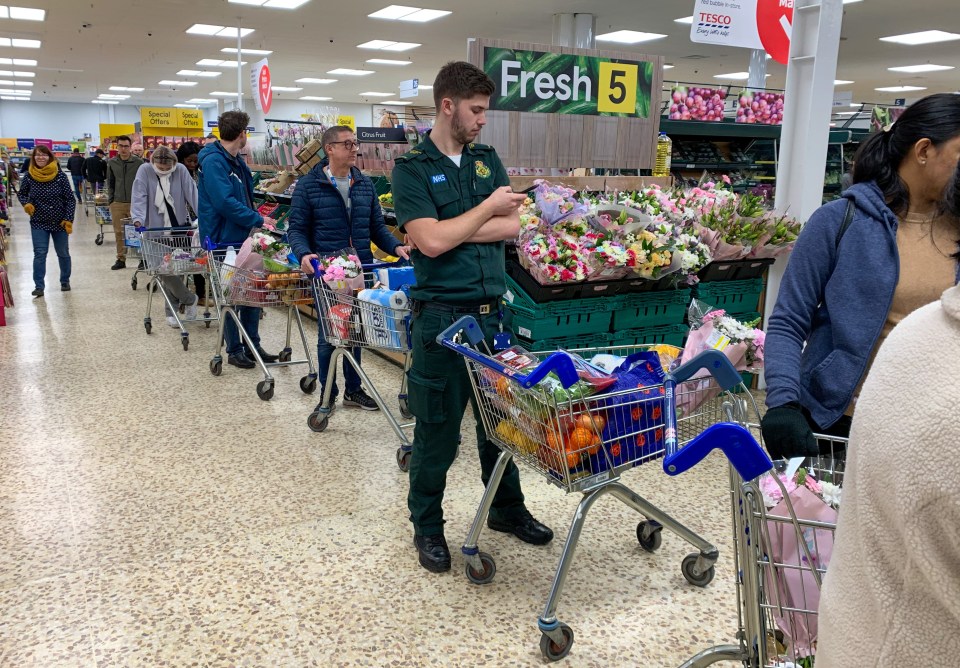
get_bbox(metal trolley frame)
[94,204,111,246]
[206,242,318,401]
[439,316,776,662]
[137,225,217,350]
[306,261,416,471]
[681,434,846,668]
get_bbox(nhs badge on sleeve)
[430,174,447,184]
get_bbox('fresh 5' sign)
[483,47,654,118]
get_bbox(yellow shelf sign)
[337,115,355,130]
[177,109,203,129]
[141,107,205,133]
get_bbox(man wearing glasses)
[106,135,143,270]
[289,125,410,411]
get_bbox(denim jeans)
[224,305,261,357]
[31,227,71,290]
[317,336,361,398]
[71,175,83,200]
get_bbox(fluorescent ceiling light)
[0,57,35,65]
[0,70,32,76]
[381,42,420,51]
[880,30,960,46]
[663,65,675,70]
[197,59,246,67]
[217,27,255,38]
[366,58,411,65]
[174,104,199,108]
[98,94,130,99]
[186,98,216,103]
[229,0,310,6]
[369,5,450,22]
[159,80,199,86]
[0,87,28,94]
[296,77,336,84]
[888,64,955,73]
[222,47,273,55]
[382,100,412,105]
[328,68,375,76]
[875,85,927,92]
[271,86,302,91]
[834,79,854,85]
[358,39,397,49]
[842,0,862,3]
[6,38,40,48]
[110,86,144,91]
[6,6,45,21]
[178,69,221,77]
[714,72,770,80]
[361,91,394,96]
[92,99,118,104]
[300,95,332,101]
[596,30,667,44]
[186,24,222,35]
[418,84,432,89]
[0,95,25,100]
[674,16,693,24]
[210,91,242,96]
[228,0,266,4]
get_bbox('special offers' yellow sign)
[141,107,204,133]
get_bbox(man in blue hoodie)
[288,125,409,410]
[198,110,279,369]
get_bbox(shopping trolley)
[94,205,111,246]
[306,258,416,471]
[439,316,776,661]
[681,433,846,668]
[122,218,146,290]
[206,241,318,401]
[137,225,216,350]
[81,180,96,218]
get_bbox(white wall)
[0,100,144,144]
[225,97,374,130]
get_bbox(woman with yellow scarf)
[18,145,75,298]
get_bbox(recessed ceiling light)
[159,80,199,86]
[228,0,310,7]
[228,0,266,4]
[186,24,223,35]
[880,30,960,46]
[296,77,337,84]
[110,86,144,92]
[834,79,854,85]
[382,100,412,105]
[0,95,25,100]
[271,86,302,91]
[418,84,432,90]
[0,57,34,65]
[328,68,375,76]
[366,59,411,65]
[210,91,242,96]
[8,70,31,77]
[197,59,247,67]
[0,37,41,48]
[300,95,332,101]
[222,47,273,55]
[674,16,693,24]
[887,64,955,73]
[0,87,28,94]
[360,91,394,96]
[92,99,118,104]
[358,39,398,49]
[6,6,45,21]
[714,72,770,80]
[98,93,130,99]
[186,98,217,103]
[369,5,451,22]
[842,0,862,3]
[217,27,255,38]
[596,30,666,44]
[875,85,927,92]
[381,42,420,51]
[178,70,202,76]
[174,104,199,108]
[663,65,675,70]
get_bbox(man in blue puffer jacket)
[288,125,409,411]
[198,110,280,370]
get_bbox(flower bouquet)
[749,212,803,258]
[318,248,364,295]
[249,230,296,273]
[519,218,597,284]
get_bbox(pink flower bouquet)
[318,248,364,295]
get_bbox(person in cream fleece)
[817,166,960,666]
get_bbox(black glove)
[760,402,818,460]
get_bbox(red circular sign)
[757,0,793,65]
[258,64,273,114]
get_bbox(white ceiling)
[6,0,960,109]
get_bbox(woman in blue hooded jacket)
[762,93,960,458]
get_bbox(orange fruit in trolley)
[564,448,582,469]
[546,430,564,453]
[495,375,511,398]
[568,427,600,453]
[575,412,606,433]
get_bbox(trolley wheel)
[256,380,274,401]
[307,411,328,433]
[131,277,137,291]
[396,448,411,472]
[278,348,292,363]
[539,624,574,662]
[636,521,662,553]
[95,234,104,246]
[681,553,715,588]
[398,396,413,420]
[144,319,152,335]
[465,552,496,585]
[181,336,189,352]
[210,359,223,376]
[300,376,317,394]
[205,320,211,329]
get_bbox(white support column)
[552,13,595,49]
[747,49,767,89]
[236,26,243,112]
[761,0,844,388]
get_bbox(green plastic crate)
[609,323,688,347]
[693,278,764,314]
[505,276,613,341]
[517,331,613,353]
[612,288,691,329]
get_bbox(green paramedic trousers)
[406,306,525,536]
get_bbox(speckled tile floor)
[0,204,753,667]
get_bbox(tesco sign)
[691,0,793,65]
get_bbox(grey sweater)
[130,163,198,228]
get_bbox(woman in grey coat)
[131,145,200,327]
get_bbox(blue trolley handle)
[661,349,773,482]
[437,316,580,390]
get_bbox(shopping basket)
[680,434,846,668]
[438,315,776,661]
[306,258,417,471]
[137,225,216,350]
[206,240,318,401]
